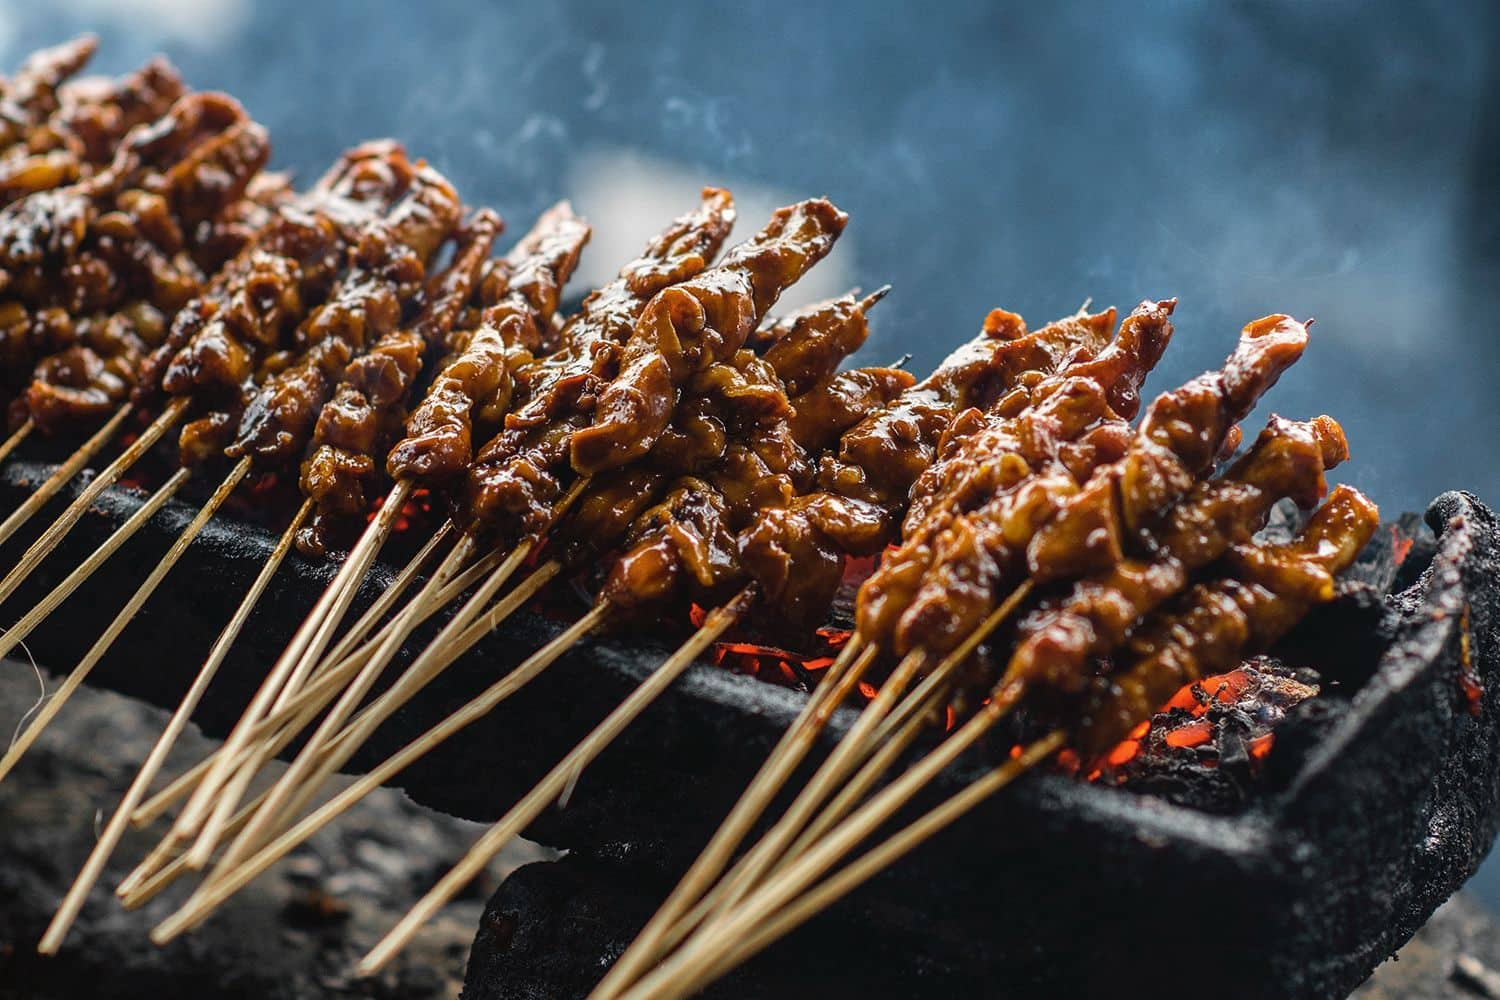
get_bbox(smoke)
[0,0,248,60]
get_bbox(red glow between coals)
[1083,665,1296,783]
[1390,524,1414,567]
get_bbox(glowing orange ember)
[1163,720,1212,748]
[1083,661,1314,784]
[1390,524,1414,566]
[1459,602,1482,716]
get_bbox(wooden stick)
[358,590,756,977]
[0,418,33,467]
[203,471,592,876]
[37,480,295,954]
[0,399,187,609]
[0,402,135,550]
[701,648,927,921]
[123,522,458,838]
[0,458,249,784]
[782,684,943,867]
[151,603,611,943]
[170,479,413,855]
[121,525,478,835]
[616,685,1035,1000]
[597,590,1039,996]
[590,639,876,1000]
[0,466,190,665]
[204,531,481,873]
[645,580,1038,979]
[645,731,1070,1000]
[205,534,544,878]
[118,559,563,910]
[318,521,466,672]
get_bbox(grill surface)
[1,460,1496,998]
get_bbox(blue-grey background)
[8,0,1499,903]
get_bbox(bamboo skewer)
[597,582,1035,997]
[0,418,33,467]
[0,398,186,607]
[779,683,944,872]
[205,531,483,874]
[121,527,485,836]
[701,649,927,918]
[36,490,306,954]
[203,537,535,876]
[0,465,190,665]
[357,589,757,976]
[590,639,876,999]
[639,731,1070,1000]
[616,684,1035,1000]
[170,479,414,857]
[205,477,591,876]
[0,402,134,549]
[0,457,250,783]
[671,579,1036,940]
[151,603,611,943]
[117,560,564,911]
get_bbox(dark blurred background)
[7,0,1499,907]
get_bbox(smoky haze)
[3,0,1494,516]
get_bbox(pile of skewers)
[0,37,1379,996]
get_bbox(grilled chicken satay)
[463,197,838,544]
[547,292,870,576]
[1,49,186,206]
[1,91,270,309]
[162,204,843,900]
[844,303,1160,651]
[569,199,846,477]
[5,93,271,429]
[383,202,590,493]
[145,283,902,957]
[19,166,291,434]
[162,143,430,468]
[738,302,1138,638]
[461,189,738,534]
[816,304,1115,516]
[879,306,1307,661]
[1072,484,1378,754]
[586,291,897,625]
[0,36,100,153]
[295,209,502,555]
[1006,413,1348,696]
[220,154,462,480]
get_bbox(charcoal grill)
[1,457,1496,999]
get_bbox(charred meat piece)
[853,302,1171,654]
[568,198,846,476]
[754,287,887,396]
[1005,414,1348,694]
[296,209,500,556]
[0,36,100,151]
[1,55,186,205]
[820,305,1117,511]
[1073,485,1378,754]
[385,203,588,486]
[465,190,736,532]
[168,144,429,466]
